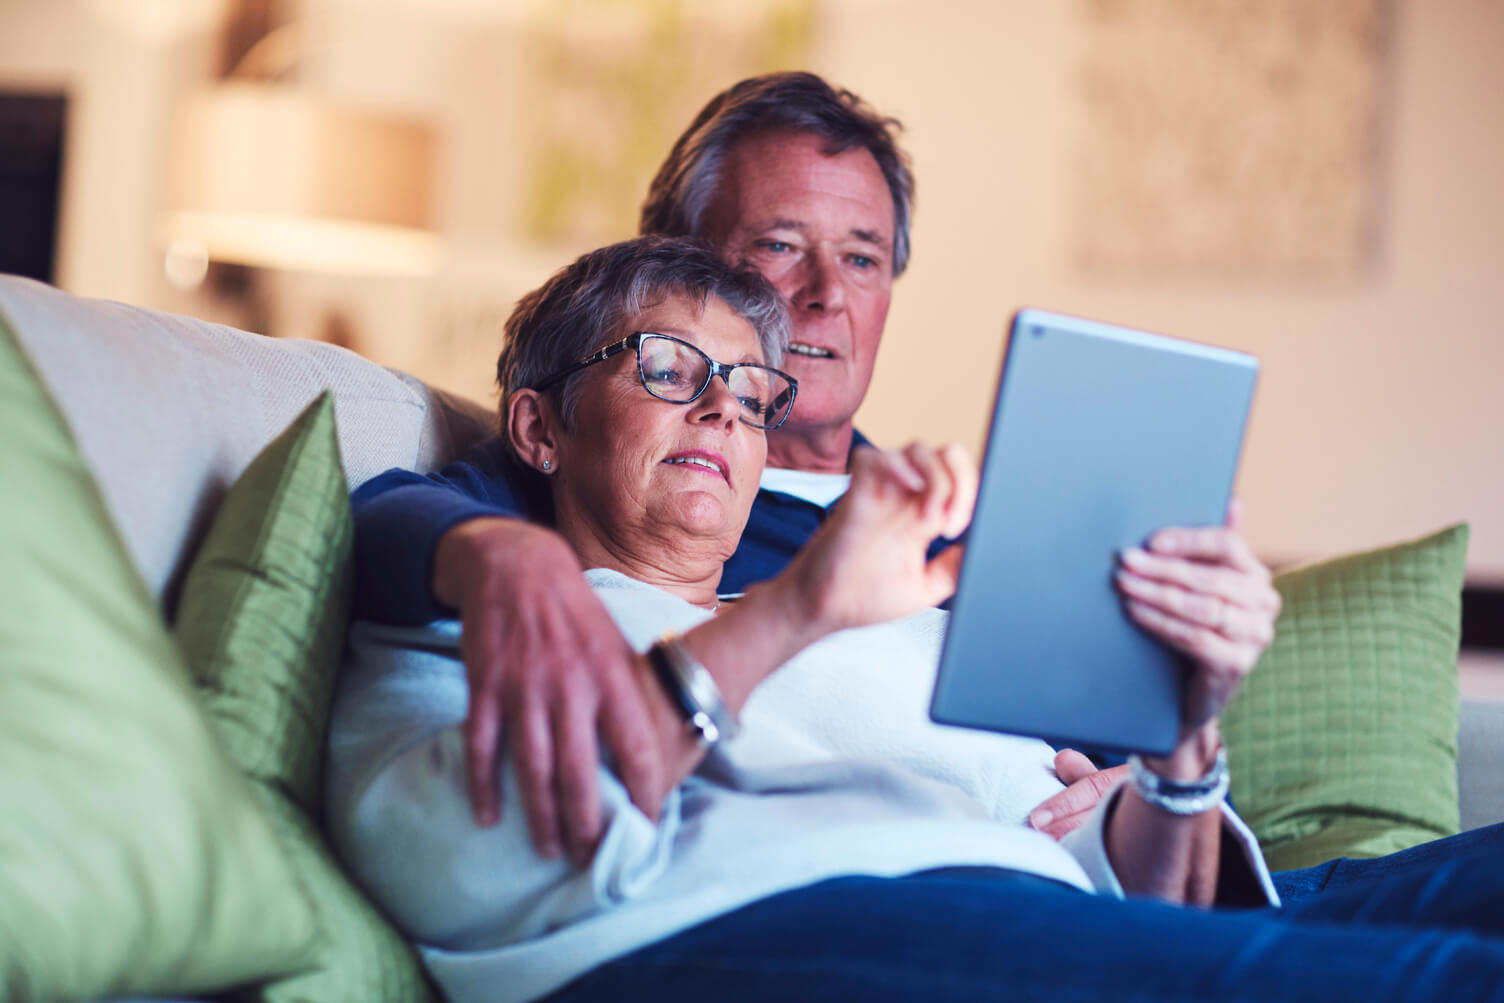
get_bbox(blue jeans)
[545,824,1504,1002]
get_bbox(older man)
[353,73,929,865]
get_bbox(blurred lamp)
[161,82,438,279]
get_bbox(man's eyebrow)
[752,219,891,249]
[755,218,807,233]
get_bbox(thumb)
[1053,748,1099,786]
[1226,497,1244,531]
[923,544,966,602]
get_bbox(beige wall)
[826,0,1504,580]
[3,0,1501,579]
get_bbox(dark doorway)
[0,93,67,284]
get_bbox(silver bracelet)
[646,632,739,750]
[1127,746,1229,816]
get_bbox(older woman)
[327,236,1504,1003]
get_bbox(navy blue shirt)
[350,431,893,625]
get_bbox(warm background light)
[161,83,439,276]
[0,0,1500,587]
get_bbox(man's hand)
[433,517,666,866]
[1028,750,1130,840]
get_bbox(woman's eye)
[646,367,688,386]
[737,396,770,421]
[760,240,793,254]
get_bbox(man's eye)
[760,241,793,254]
[849,254,877,269]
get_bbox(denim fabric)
[545,826,1504,1003]
[1274,821,1504,904]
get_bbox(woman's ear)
[507,389,561,473]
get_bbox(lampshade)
[161,83,439,276]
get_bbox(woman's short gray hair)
[496,235,789,440]
[640,72,916,276]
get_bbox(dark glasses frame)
[534,332,799,431]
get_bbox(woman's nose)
[689,375,739,427]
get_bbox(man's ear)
[507,389,561,472]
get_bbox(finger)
[922,543,966,602]
[1053,748,1099,786]
[1028,763,1129,831]
[1039,810,1096,841]
[1115,569,1274,645]
[1146,526,1267,578]
[461,631,507,827]
[463,697,503,827]
[858,446,925,493]
[1120,547,1279,614]
[1125,600,1261,679]
[900,442,952,522]
[1226,497,1244,532]
[512,692,564,859]
[934,442,977,537]
[553,687,604,868]
[598,665,666,823]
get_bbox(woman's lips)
[662,450,729,484]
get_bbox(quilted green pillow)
[1221,523,1468,871]
[0,314,320,999]
[175,391,355,817]
[173,392,434,1002]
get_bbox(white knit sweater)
[326,569,1275,1003]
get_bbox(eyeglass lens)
[638,335,793,429]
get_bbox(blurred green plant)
[519,0,816,246]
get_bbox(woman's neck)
[554,504,727,612]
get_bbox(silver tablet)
[929,309,1259,757]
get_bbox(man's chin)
[771,395,858,438]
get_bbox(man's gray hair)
[640,72,916,277]
[496,235,790,438]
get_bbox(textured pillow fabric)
[173,392,434,1002]
[0,315,320,999]
[1221,523,1468,871]
[175,391,356,816]
[249,787,437,1003]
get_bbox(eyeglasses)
[534,332,799,431]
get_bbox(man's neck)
[766,422,855,474]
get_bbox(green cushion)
[173,392,434,1002]
[175,392,355,817]
[0,314,320,999]
[1221,524,1468,871]
[246,787,438,1002]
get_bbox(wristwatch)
[646,632,739,750]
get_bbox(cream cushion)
[0,275,489,606]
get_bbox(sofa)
[2,272,1501,1001]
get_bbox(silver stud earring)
[541,459,552,471]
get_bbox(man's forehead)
[709,131,895,240]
